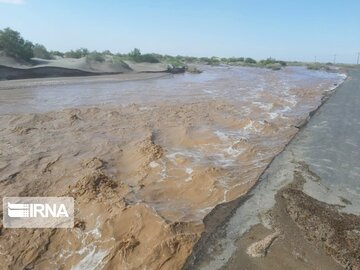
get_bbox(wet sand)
[0,66,345,269]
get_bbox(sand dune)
[0,53,169,80]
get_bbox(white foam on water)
[149,161,159,168]
[185,167,193,182]
[268,112,279,119]
[159,160,168,181]
[86,217,102,239]
[185,167,193,175]
[203,89,214,94]
[252,101,273,111]
[71,249,108,270]
[279,106,292,113]
[243,121,254,131]
[225,145,244,157]
[210,153,237,168]
[166,149,204,165]
[243,120,262,133]
[68,216,117,270]
[214,130,229,141]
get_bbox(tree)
[33,44,52,59]
[129,48,141,58]
[0,27,34,61]
[64,48,89,58]
[86,51,105,62]
[127,48,159,63]
[50,51,64,57]
[102,50,112,55]
[244,57,257,64]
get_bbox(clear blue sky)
[1,0,359,63]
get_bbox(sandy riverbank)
[0,66,346,269]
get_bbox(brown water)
[0,66,343,115]
[0,66,346,270]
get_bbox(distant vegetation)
[306,63,331,71]
[125,48,160,63]
[258,58,287,70]
[186,66,202,74]
[49,50,64,58]
[64,48,89,59]
[33,44,52,59]
[86,51,105,62]
[2,27,332,73]
[245,57,257,64]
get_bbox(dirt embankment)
[0,53,170,80]
[0,65,121,80]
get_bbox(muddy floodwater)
[0,66,345,269]
[0,66,343,114]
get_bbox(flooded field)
[0,66,345,269]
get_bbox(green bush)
[228,57,244,63]
[138,53,160,63]
[50,51,64,58]
[64,48,89,58]
[129,48,141,59]
[0,27,34,61]
[265,63,282,70]
[101,50,113,56]
[259,58,273,65]
[181,56,197,63]
[307,63,330,71]
[163,57,183,68]
[33,44,52,59]
[127,48,160,63]
[210,56,221,65]
[86,51,105,62]
[198,56,220,65]
[198,57,208,63]
[186,66,202,73]
[259,58,287,69]
[244,57,257,64]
